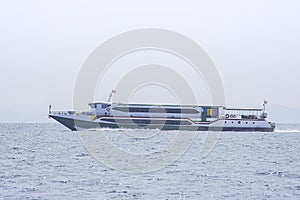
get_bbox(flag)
[264,100,268,105]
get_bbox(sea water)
[0,123,299,199]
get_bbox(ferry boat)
[48,97,275,132]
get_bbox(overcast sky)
[0,0,299,122]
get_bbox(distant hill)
[267,104,300,123]
[0,109,51,123]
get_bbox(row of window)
[112,107,199,114]
[101,118,191,125]
[224,121,256,124]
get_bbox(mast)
[262,100,268,119]
[107,89,116,102]
[263,100,267,113]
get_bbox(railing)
[50,111,94,116]
[221,113,263,119]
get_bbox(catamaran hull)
[49,115,275,132]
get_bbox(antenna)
[107,89,116,102]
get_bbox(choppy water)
[0,123,299,199]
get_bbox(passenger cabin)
[88,102,223,121]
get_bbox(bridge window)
[101,104,110,109]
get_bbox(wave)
[275,129,300,133]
